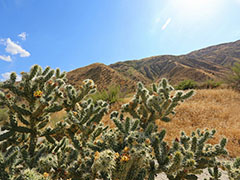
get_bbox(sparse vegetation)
[175,79,223,90]
[198,80,222,89]
[227,62,240,90]
[0,65,239,179]
[89,83,124,105]
[175,79,197,90]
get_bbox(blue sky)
[0,0,240,81]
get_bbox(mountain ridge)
[67,39,240,92]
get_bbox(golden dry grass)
[156,89,240,157]
[101,89,240,158]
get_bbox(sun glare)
[171,0,224,21]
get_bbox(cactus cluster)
[0,65,239,180]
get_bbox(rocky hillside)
[66,63,136,93]
[67,40,240,92]
[188,40,240,66]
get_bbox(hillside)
[188,39,240,66]
[110,40,240,84]
[66,63,136,93]
[67,40,240,92]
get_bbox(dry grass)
[50,110,67,127]
[101,89,240,158]
[156,89,240,157]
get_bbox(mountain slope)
[66,63,136,92]
[110,40,240,84]
[188,40,240,66]
[67,39,240,92]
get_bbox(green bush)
[198,80,222,89]
[0,65,238,180]
[175,80,197,90]
[227,62,240,90]
[89,84,124,105]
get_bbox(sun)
[171,0,224,21]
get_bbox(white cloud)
[0,55,12,62]
[18,32,27,40]
[161,18,172,30]
[0,72,21,82]
[5,38,30,57]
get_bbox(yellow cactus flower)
[94,151,100,160]
[123,146,129,153]
[34,90,43,98]
[114,152,120,159]
[120,155,130,162]
[43,172,49,178]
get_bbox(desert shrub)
[89,84,124,105]
[175,80,197,90]
[198,80,222,89]
[0,65,238,180]
[227,62,240,90]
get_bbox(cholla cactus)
[0,65,98,179]
[154,129,228,180]
[223,157,240,179]
[91,117,153,180]
[0,65,68,156]
[15,169,46,180]
[208,166,222,180]
[85,79,195,180]
[121,79,194,128]
[0,150,18,179]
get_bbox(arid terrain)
[98,88,240,158]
